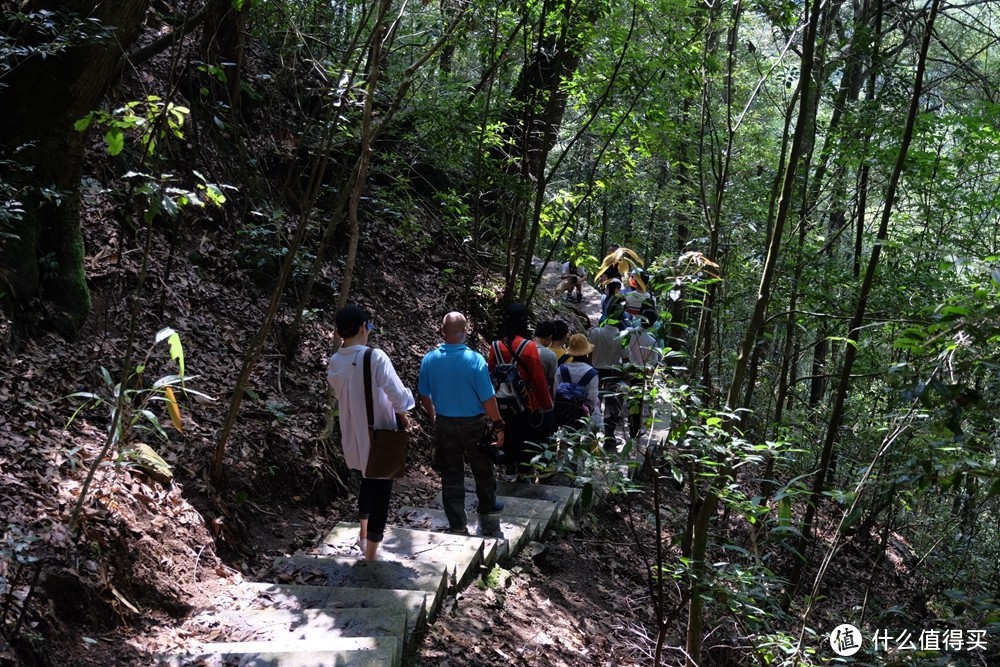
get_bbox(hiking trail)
[157,260,668,666]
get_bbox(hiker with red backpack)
[487,304,554,480]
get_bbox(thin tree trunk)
[337,0,393,306]
[724,0,824,413]
[786,0,941,606]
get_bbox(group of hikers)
[326,244,665,561]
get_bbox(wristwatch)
[492,419,506,432]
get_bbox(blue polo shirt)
[418,343,496,417]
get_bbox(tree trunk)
[200,0,250,119]
[786,0,941,606]
[724,0,825,413]
[0,1,149,337]
[487,0,594,303]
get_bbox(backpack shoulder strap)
[558,365,571,383]
[580,367,599,386]
[558,352,571,364]
[363,348,375,428]
[492,340,505,365]
[508,338,530,366]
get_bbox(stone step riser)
[164,482,579,667]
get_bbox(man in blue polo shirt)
[418,311,506,535]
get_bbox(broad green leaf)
[168,332,185,378]
[105,128,124,156]
[777,497,791,528]
[161,193,180,218]
[74,113,94,132]
[203,184,226,206]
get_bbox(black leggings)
[358,477,393,542]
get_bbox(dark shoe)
[479,499,504,514]
[443,526,469,535]
[479,514,503,538]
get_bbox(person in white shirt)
[624,271,656,326]
[625,308,662,438]
[588,316,627,448]
[327,305,415,561]
[554,334,603,431]
[557,261,587,302]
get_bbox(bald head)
[441,312,467,343]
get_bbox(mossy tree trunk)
[0,1,148,337]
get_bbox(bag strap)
[496,338,530,368]
[363,348,375,429]
[559,364,598,390]
[513,339,530,366]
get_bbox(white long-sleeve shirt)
[327,345,415,474]
[588,324,626,369]
[625,328,662,367]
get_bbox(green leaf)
[66,391,102,401]
[168,332,185,378]
[74,113,94,132]
[202,184,227,206]
[105,128,124,156]
[777,497,792,528]
[161,193,180,218]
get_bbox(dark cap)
[335,304,371,338]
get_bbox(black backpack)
[553,365,598,428]
[491,339,531,414]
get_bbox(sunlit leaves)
[75,96,191,157]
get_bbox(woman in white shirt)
[625,309,661,437]
[555,334,603,431]
[327,305,414,561]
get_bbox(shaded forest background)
[1,0,999,665]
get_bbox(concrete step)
[172,607,406,666]
[397,506,535,564]
[235,582,429,641]
[310,523,488,588]
[161,636,396,666]
[494,480,582,522]
[430,488,563,536]
[271,555,448,620]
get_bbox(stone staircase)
[159,479,583,666]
